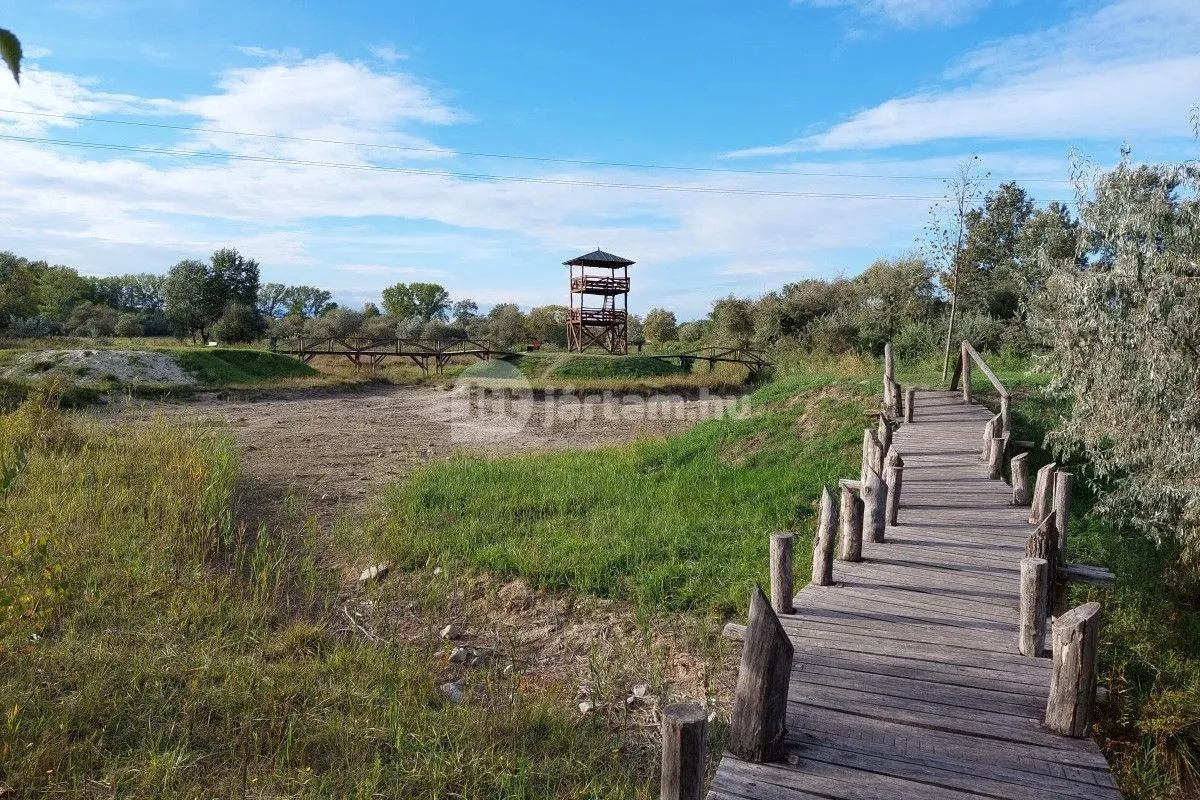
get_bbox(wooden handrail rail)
[959,340,1009,399]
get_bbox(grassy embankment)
[0,390,644,798]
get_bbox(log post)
[987,437,1005,480]
[961,342,972,404]
[980,417,995,461]
[1029,462,1057,524]
[863,466,888,544]
[728,585,794,762]
[769,533,795,613]
[877,417,892,461]
[838,484,864,563]
[890,380,903,419]
[884,341,894,385]
[904,387,915,423]
[1011,452,1031,505]
[884,451,904,526]
[1053,471,1073,560]
[811,487,837,588]
[661,703,708,800]
[1019,557,1049,657]
[1026,513,1059,618]
[1000,394,1012,435]
[860,429,872,483]
[1044,602,1101,737]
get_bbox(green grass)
[0,393,647,798]
[170,347,318,386]
[378,365,870,615]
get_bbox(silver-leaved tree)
[1038,153,1200,554]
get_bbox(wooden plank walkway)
[708,390,1122,800]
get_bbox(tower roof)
[563,249,635,268]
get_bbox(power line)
[0,132,950,201]
[0,107,1076,185]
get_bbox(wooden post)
[890,380,903,419]
[860,428,872,483]
[1053,471,1073,560]
[1019,557,1049,657]
[883,341,894,385]
[987,437,1005,480]
[1029,462,1057,524]
[877,417,892,461]
[884,451,904,526]
[904,387,915,423]
[838,484,864,563]
[1044,602,1101,737]
[1000,394,1012,435]
[728,585,794,762]
[961,342,972,404]
[1026,513,1059,618]
[863,466,887,544]
[661,703,708,800]
[1011,452,1031,505]
[980,416,995,461]
[769,533,795,613]
[811,488,837,588]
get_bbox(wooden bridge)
[660,343,1120,800]
[269,337,771,378]
[647,347,771,379]
[268,336,503,375]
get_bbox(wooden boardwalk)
[708,390,1122,800]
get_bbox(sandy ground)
[140,383,742,525]
[5,349,197,385]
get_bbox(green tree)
[1,28,20,83]
[452,298,479,324]
[643,308,678,343]
[210,248,260,309]
[164,259,221,342]
[380,283,417,320]
[711,296,755,347]
[526,304,568,347]
[381,282,450,322]
[851,255,939,353]
[1039,157,1200,552]
[287,286,334,318]
[0,252,43,321]
[114,313,144,338]
[257,282,292,318]
[37,266,92,322]
[64,301,118,338]
[212,303,265,344]
[486,303,527,347]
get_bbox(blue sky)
[2,0,1197,317]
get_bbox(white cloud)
[368,43,407,64]
[165,56,462,162]
[0,66,149,134]
[793,0,992,28]
[235,45,303,62]
[735,0,1200,155]
[24,46,53,59]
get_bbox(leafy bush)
[211,303,266,344]
[5,314,55,338]
[113,312,144,338]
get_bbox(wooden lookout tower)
[564,249,633,354]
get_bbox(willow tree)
[1038,156,1200,554]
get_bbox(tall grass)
[0,391,647,798]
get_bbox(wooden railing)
[950,339,1011,433]
[568,307,627,325]
[570,275,630,294]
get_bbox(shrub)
[113,313,144,338]
[212,303,266,344]
[6,315,55,338]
